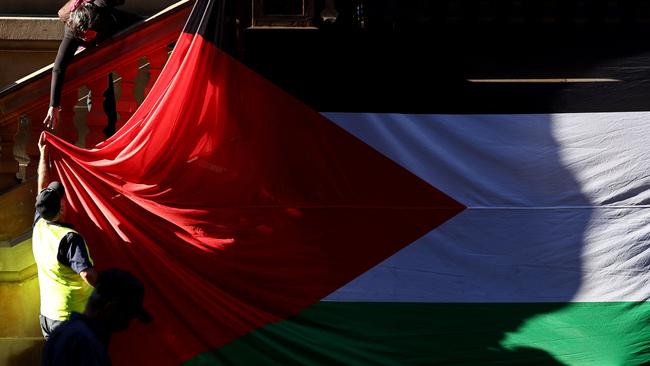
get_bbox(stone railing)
[0,3,192,364]
[0,1,192,197]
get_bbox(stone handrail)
[0,1,191,185]
[0,0,192,246]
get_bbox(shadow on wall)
[556,49,650,113]
[6,339,43,366]
[318,112,589,365]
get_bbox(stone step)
[0,337,43,366]
[0,237,42,365]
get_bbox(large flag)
[43,0,461,364]
[42,0,650,365]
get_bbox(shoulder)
[55,221,77,230]
[33,211,41,226]
[60,231,87,253]
[62,231,88,252]
[62,231,85,247]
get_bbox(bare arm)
[37,132,49,193]
[80,267,98,287]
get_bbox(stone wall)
[1,0,181,16]
[0,0,186,89]
[0,240,41,366]
[0,17,63,89]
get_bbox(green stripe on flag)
[182,302,650,365]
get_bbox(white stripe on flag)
[322,112,650,302]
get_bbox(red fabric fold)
[43,10,464,365]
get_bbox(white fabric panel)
[324,112,650,207]
[322,112,650,302]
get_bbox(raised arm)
[37,132,50,193]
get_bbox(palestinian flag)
[42,0,650,365]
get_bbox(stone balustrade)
[0,3,192,364]
[0,0,191,217]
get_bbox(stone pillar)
[133,56,150,106]
[0,122,18,191]
[73,86,90,148]
[114,59,141,132]
[12,115,31,182]
[144,46,172,97]
[58,90,81,146]
[84,77,110,148]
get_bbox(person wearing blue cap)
[32,132,98,339]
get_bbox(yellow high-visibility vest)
[32,219,94,320]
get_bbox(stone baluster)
[144,46,172,97]
[0,122,19,191]
[73,86,90,148]
[84,76,111,148]
[133,57,150,107]
[103,73,118,138]
[23,106,48,180]
[58,89,82,145]
[113,59,140,133]
[13,115,31,183]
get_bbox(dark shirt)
[94,0,123,7]
[41,312,111,366]
[50,3,143,107]
[34,212,93,274]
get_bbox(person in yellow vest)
[33,132,98,339]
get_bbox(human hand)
[43,106,60,130]
[38,131,48,156]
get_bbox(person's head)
[66,2,113,43]
[35,181,66,222]
[85,268,152,332]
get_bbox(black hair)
[67,4,98,37]
[66,3,112,40]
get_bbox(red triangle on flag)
[46,33,465,365]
